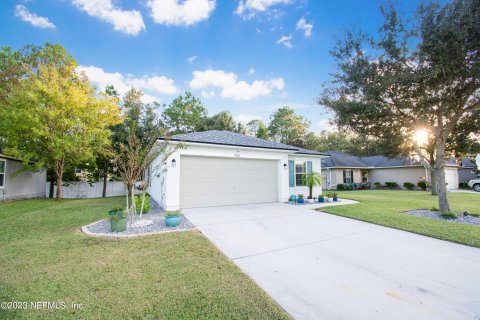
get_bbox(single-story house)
[148,130,327,210]
[0,154,46,201]
[458,158,479,183]
[321,151,459,190]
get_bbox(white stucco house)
[148,130,327,210]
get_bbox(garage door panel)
[180,156,278,208]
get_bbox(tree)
[302,171,322,199]
[162,91,208,134]
[235,122,249,135]
[246,119,270,139]
[268,107,310,147]
[320,1,480,213]
[112,89,177,221]
[0,45,120,200]
[206,111,236,131]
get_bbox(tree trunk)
[55,159,64,201]
[429,169,437,195]
[434,136,450,213]
[49,180,55,198]
[130,185,136,222]
[102,173,108,198]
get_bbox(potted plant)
[333,192,338,202]
[326,191,334,202]
[302,171,322,204]
[165,210,182,227]
[108,207,127,232]
[318,194,325,203]
[297,194,305,204]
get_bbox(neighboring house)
[148,130,326,210]
[321,151,459,190]
[458,158,478,183]
[0,154,46,201]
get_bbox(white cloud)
[15,5,56,29]
[296,17,313,37]
[72,0,145,35]
[276,35,292,48]
[189,69,284,101]
[248,68,255,75]
[147,0,216,26]
[78,65,180,103]
[235,0,291,18]
[201,90,215,98]
[235,113,262,124]
[187,55,197,64]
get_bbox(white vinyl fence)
[46,181,126,199]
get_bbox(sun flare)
[414,129,429,146]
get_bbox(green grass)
[0,198,290,320]
[320,190,480,248]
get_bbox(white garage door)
[445,169,458,190]
[180,156,278,208]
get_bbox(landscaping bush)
[417,180,430,190]
[459,182,471,189]
[374,182,382,189]
[385,182,399,189]
[135,194,151,213]
[440,212,458,219]
[337,183,369,191]
[403,182,415,190]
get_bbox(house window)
[74,167,82,174]
[343,170,353,183]
[295,162,307,186]
[0,160,5,188]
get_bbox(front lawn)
[320,190,480,248]
[0,198,290,320]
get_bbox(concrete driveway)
[183,203,480,320]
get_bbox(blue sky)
[1,0,422,132]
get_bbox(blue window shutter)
[289,160,294,187]
[307,161,312,174]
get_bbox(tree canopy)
[162,91,208,134]
[268,106,311,147]
[0,44,121,200]
[320,0,480,212]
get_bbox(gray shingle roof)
[322,152,458,168]
[321,151,369,168]
[361,155,420,167]
[161,130,326,156]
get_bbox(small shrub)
[385,182,399,188]
[165,210,181,217]
[417,180,429,190]
[440,212,458,219]
[135,194,151,213]
[374,182,382,189]
[403,182,415,190]
[326,191,334,198]
[108,207,126,221]
[459,182,471,189]
[431,206,439,211]
[297,194,304,199]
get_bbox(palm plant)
[302,171,322,199]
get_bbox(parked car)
[468,179,480,192]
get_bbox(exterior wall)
[323,168,364,190]
[288,155,323,198]
[148,142,294,210]
[368,167,428,188]
[45,181,125,199]
[1,158,46,201]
